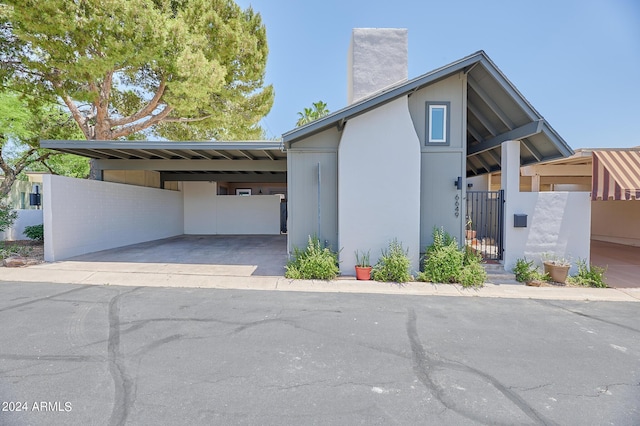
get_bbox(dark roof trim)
[41,140,285,151]
[283,51,489,146]
[283,50,573,160]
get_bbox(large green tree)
[0,91,86,196]
[0,0,274,141]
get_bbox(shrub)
[417,227,485,287]
[285,236,339,280]
[513,258,537,282]
[23,224,44,241]
[0,242,32,260]
[371,239,411,283]
[420,240,463,283]
[459,261,487,288]
[513,257,549,283]
[0,197,18,233]
[567,259,607,288]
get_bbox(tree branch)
[110,78,167,127]
[59,92,91,139]
[110,104,174,139]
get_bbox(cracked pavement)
[0,281,638,425]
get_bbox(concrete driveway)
[591,240,640,289]
[66,234,288,277]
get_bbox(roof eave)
[283,51,488,147]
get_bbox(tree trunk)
[88,159,101,180]
[0,170,16,198]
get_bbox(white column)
[501,140,521,271]
[501,140,520,198]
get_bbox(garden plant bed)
[1,240,45,267]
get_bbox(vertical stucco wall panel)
[420,152,465,249]
[338,97,421,273]
[408,73,465,150]
[43,175,183,261]
[287,150,338,252]
[409,73,467,248]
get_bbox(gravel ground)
[0,240,44,266]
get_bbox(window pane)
[430,106,445,141]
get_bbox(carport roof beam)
[94,159,287,172]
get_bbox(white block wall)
[502,141,591,274]
[0,209,43,240]
[183,181,280,235]
[43,175,183,261]
[338,97,421,274]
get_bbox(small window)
[426,101,450,145]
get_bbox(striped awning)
[592,150,640,200]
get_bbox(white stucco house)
[41,28,591,274]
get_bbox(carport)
[67,234,288,277]
[40,140,288,262]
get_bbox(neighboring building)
[41,28,590,274]
[0,172,44,210]
[0,172,45,240]
[507,148,640,247]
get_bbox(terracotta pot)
[355,266,372,280]
[543,262,570,283]
[465,230,477,240]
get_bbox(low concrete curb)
[2,262,639,302]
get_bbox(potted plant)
[465,217,476,240]
[542,253,571,284]
[354,250,372,280]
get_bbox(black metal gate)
[466,190,504,261]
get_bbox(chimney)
[347,28,408,105]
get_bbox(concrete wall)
[0,209,43,241]
[591,200,640,247]
[501,141,591,274]
[43,175,183,261]
[338,97,421,273]
[183,181,280,235]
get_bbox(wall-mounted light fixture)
[454,176,462,190]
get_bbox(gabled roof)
[283,51,573,175]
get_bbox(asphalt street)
[0,282,638,426]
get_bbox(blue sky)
[236,0,639,149]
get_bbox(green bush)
[513,257,550,283]
[459,261,487,288]
[23,224,44,241]
[417,227,485,287]
[0,197,18,233]
[567,259,607,288]
[513,258,537,282]
[285,236,339,280]
[420,240,463,283]
[371,239,412,283]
